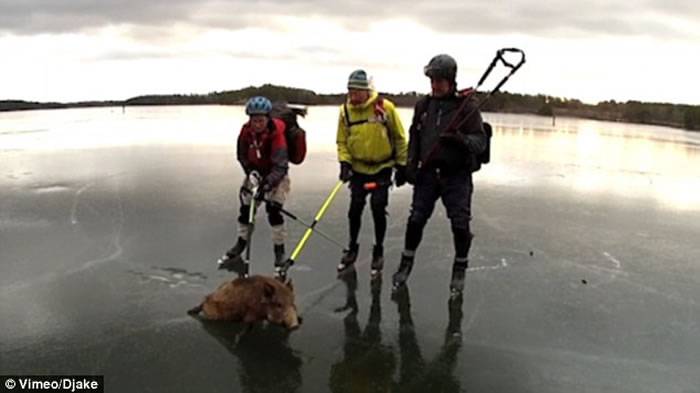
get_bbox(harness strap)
[343,97,396,164]
[343,97,387,128]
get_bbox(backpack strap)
[343,97,389,128]
[343,103,367,128]
[374,97,396,161]
[374,97,387,123]
[443,88,476,134]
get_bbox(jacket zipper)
[252,134,262,159]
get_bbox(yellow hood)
[346,90,379,110]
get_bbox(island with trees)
[2,84,699,131]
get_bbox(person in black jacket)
[392,54,488,295]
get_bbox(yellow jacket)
[336,91,408,175]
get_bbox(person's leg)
[369,168,392,246]
[393,169,440,288]
[236,176,255,243]
[369,169,392,275]
[218,177,253,270]
[404,170,440,252]
[339,176,368,271]
[348,183,366,248]
[441,173,474,294]
[267,176,290,267]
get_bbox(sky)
[1,0,699,105]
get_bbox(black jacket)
[407,93,487,173]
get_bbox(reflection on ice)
[477,114,700,211]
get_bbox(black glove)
[405,164,417,185]
[439,132,468,148]
[394,165,407,187]
[339,162,353,182]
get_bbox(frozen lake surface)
[1,105,699,392]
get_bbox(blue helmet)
[245,96,272,115]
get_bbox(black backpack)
[480,122,493,165]
[270,103,307,165]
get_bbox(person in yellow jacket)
[336,69,408,278]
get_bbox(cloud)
[88,48,186,62]
[1,0,698,40]
[0,1,191,33]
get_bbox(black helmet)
[423,54,457,81]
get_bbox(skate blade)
[274,269,287,281]
[336,263,355,273]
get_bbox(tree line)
[2,84,699,131]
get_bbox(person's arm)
[404,98,428,184]
[336,106,352,164]
[442,99,487,155]
[460,104,488,155]
[386,101,408,166]
[336,106,355,182]
[407,97,428,168]
[237,126,251,174]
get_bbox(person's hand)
[394,165,407,187]
[339,162,353,182]
[405,165,417,185]
[439,132,465,145]
[255,180,272,202]
[247,170,262,188]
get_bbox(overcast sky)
[1,0,699,104]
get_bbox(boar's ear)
[263,281,276,300]
[285,278,294,292]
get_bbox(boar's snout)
[284,309,302,330]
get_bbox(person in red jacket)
[218,96,290,272]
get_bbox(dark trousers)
[404,168,473,259]
[348,168,392,247]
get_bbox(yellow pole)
[289,180,344,261]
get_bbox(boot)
[337,243,359,272]
[236,261,250,278]
[370,244,384,278]
[392,253,414,290]
[217,237,247,269]
[449,259,468,296]
[274,244,285,268]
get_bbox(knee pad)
[238,205,251,224]
[266,204,284,226]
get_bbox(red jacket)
[237,118,289,186]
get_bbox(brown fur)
[188,275,301,330]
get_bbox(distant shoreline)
[2,84,699,132]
